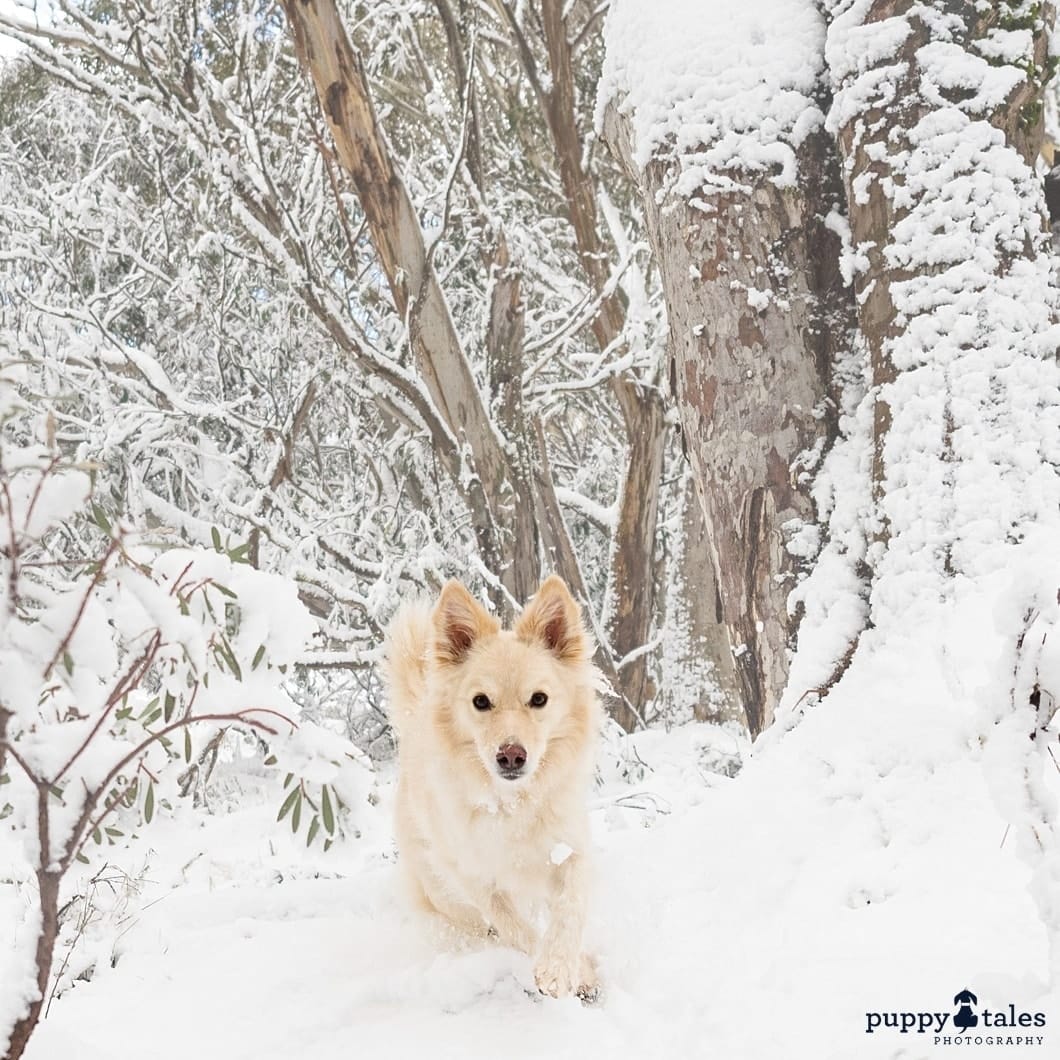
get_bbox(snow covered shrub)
[0,395,368,1060]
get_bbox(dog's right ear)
[432,580,499,666]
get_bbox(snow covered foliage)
[0,0,719,731]
[0,379,372,1057]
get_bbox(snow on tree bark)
[600,1,851,734]
[822,0,1060,623]
[815,0,1060,981]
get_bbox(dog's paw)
[534,951,577,998]
[534,950,599,1000]
[575,953,600,1004]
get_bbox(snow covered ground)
[13,613,1056,1060]
[2,0,1059,1057]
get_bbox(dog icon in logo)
[953,989,979,1031]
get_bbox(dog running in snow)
[383,575,601,999]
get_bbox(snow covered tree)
[0,0,734,733]
[2,0,1057,739]
[0,403,327,1058]
[600,0,852,735]
[601,0,1060,731]
[820,0,1059,628]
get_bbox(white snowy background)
[2,0,1059,1058]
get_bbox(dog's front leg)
[534,851,597,999]
[488,891,538,955]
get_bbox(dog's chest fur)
[412,763,582,905]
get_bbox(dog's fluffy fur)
[383,576,601,998]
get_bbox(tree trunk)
[537,0,669,728]
[603,108,849,736]
[661,470,743,727]
[824,0,1059,618]
[603,392,667,731]
[4,794,60,1060]
[281,0,540,607]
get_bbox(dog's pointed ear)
[515,576,588,662]
[432,580,499,666]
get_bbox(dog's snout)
[496,743,527,777]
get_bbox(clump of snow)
[549,842,574,866]
[598,0,826,195]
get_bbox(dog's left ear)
[515,576,588,662]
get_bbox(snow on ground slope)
[15,606,1057,1060]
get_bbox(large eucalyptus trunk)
[604,108,850,736]
[823,0,1059,618]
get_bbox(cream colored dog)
[384,575,601,999]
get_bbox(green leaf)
[104,827,124,838]
[306,816,320,847]
[321,785,335,836]
[263,754,277,767]
[91,501,111,535]
[252,644,266,671]
[184,729,192,764]
[283,772,294,789]
[62,651,74,675]
[163,691,176,723]
[213,583,237,600]
[291,794,302,834]
[75,852,90,865]
[277,786,300,822]
[144,782,155,824]
[215,636,242,680]
[323,838,333,853]
[211,526,222,551]
[137,697,160,722]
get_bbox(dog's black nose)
[496,743,527,776]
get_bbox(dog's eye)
[529,691,548,708]
[472,693,492,711]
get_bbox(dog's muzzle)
[495,742,527,780]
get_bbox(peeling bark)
[662,471,743,727]
[282,0,539,606]
[605,109,851,736]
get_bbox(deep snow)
[11,616,1057,1060]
